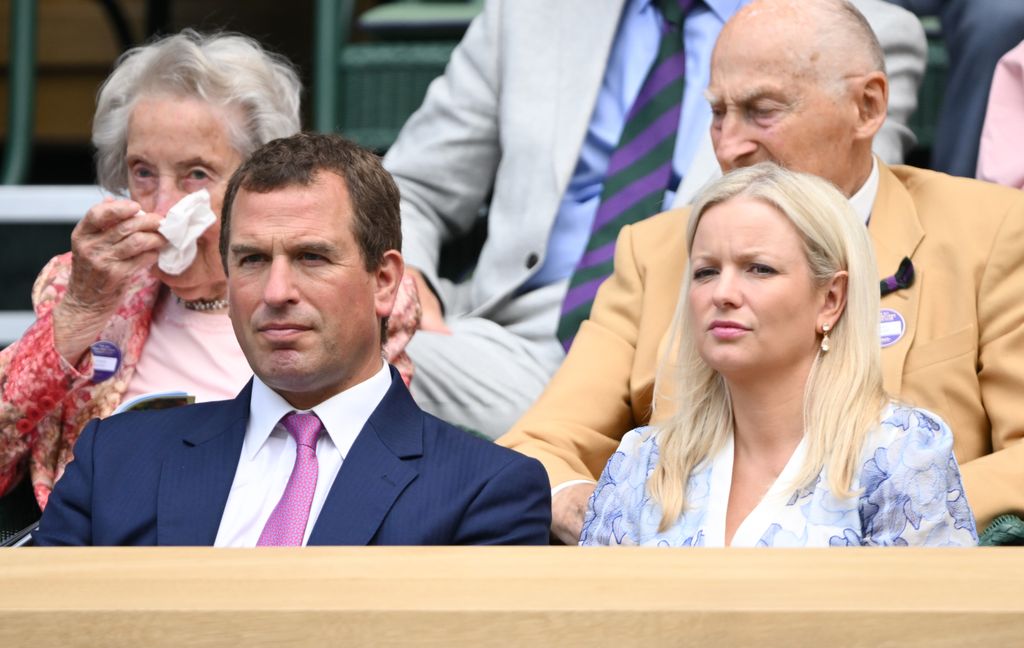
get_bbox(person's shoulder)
[869,402,953,454]
[422,413,547,473]
[625,209,689,265]
[618,425,660,454]
[631,208,688,240]
[94,398,242,443]
[604,425,661,475]
[851,0,924,43]
[892,164,1024,207]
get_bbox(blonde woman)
[580,163,976,547]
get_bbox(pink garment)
[123,293,251,404]
[256,412,323,546]
[977,40,1024,189]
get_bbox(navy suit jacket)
[35,368,551,546]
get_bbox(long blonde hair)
[649,163,886,530]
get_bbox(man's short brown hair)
[220,132,401,273]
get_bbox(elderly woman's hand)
[52,198,166,365]
[384,273,423,386]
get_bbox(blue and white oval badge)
[879,309,905,348]
[90,340,122,382]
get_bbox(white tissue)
[156,189,217,275]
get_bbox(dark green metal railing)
[1,0,37,185]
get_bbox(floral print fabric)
[0,253,160,509]
[580,405,978,547]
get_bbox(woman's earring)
[820,322,831,353]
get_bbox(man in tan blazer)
[499,0,1024,543]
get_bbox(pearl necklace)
[177,296,229,312]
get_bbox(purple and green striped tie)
[557,0,694,350]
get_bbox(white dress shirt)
[849,156,881,226]
[214,362,392,547]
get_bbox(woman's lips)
[708,320,750,340]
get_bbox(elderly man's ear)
[853,71,888,141]
[374,250,405,320]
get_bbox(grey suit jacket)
[384,0,927,340]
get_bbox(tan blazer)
[500,163,1024,530]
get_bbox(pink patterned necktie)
[256,412,323,546]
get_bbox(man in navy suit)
[35,133,551,546]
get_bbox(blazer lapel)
[552,0,626,196]
[156,384,251,546]
[307,369,423,545]
[869,162,925,394]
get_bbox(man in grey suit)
[384,0,926,438]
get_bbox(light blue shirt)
[523,0,749,291]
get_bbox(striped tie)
[557,0,694,349]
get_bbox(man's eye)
[187,169,210,181]
[238,254,266,266]
[749,105,781,123]
[299,252,326,263]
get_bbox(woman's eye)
[693,267,717,280]
[750,263,777,276]
[187,169,210,181]
[131,166,155,180]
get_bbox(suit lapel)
[869,163,925,394]
[307,369,423,545]
[156,384,251,546]
[552,0,626,195]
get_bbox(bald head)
[722,0,884,89]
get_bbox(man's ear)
[853,71,888,141]
[374,250,405,319]
[819,270,848,326]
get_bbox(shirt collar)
[633,0,747,22]
[848,156,880,226]
[245,361,392,461]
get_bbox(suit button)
[525,253,539,269]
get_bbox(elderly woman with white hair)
[580,163,977,547]
[0,31,310,521]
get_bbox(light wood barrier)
[0,547,1021,646]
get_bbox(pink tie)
[257,412,323,546]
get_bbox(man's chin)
[259,370,315,395]
[258,371,344,410]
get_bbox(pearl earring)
[820,322,831,353]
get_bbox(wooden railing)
[0,546,1020,646]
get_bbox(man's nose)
[712,113,759,170]
[263,256,298,306]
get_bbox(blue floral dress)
[579,405,978,547]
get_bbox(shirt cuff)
[552,479,597,497]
